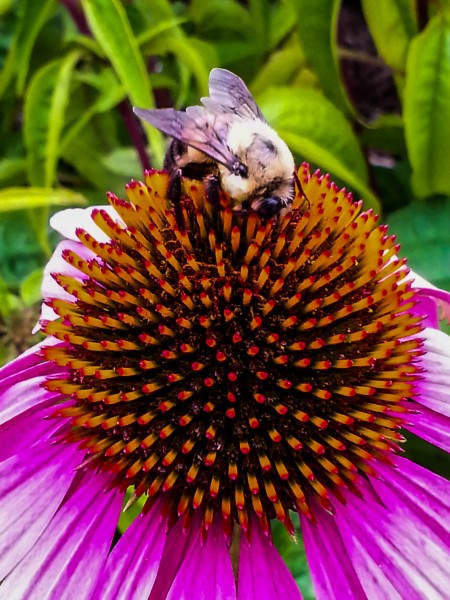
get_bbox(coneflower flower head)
[41,164,420,532]
[2,164,450,599]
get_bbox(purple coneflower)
[1,165,449,599]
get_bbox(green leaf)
[189,0,253,37]
[268,0,298,50]
[0,273,15,319]
[250,37,307,95]
[387,197,450,289]
[0,0,56,97]
[0,158,27,186]
[20,268,43,306]
[61,68,126,153]
[81,0,164,166]
[0,0,14,16]
[258,87,380,211]
[0,187,87,212]
[361,0,417,72]
[101,147,142,179]
[291,0,354,116]
[272,519,315,599]
[117,490,146,534]
[137,17,188,48]
[24,50,82,187]
[404,16,450,198]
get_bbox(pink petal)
[148,516,202,599]
[50,206,123,243]
[416,328,450,417]
[0,397,70,462]
[0,372,63,425]
[2,471,123,599]
[0,441,82,579]
[238,518,302,600]
[0,339,52,380]
[413,294,439,328]
[301,509,366,600]
[167,518,236,600]
[333,459,450,599]
[92,499,166,599]
[405,403,450,452]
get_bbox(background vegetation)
[1,0,449,594]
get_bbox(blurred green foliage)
[1,0,450,593]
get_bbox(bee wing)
[133,106,240,170]
[202,68,266,122]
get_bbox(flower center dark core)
[42,165,423,536]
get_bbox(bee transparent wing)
[202,68,266,122]
[133,106,239,170]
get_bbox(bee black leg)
[168,168,185,230]
[205,175,221,208]
[293,170,310,209]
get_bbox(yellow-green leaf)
[81,0,164,165]
[404,16,450,198]
[0,0,56,97]
[24,50,82,187]
[0,187,87,212]
[361,0,417,72]
[292,0,354,116]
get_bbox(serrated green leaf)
[24,50,82,187]
[258,87,379,210]
[291,0,354,116]
[19,268,43,306]
[81,0,164,166]
[0,0,56,97]
[361,0,417,72]
[387,197,450,289]
[404,16,450,199]
[0,187,87,212]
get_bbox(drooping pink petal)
[92,498,166,600]
[1,471,123,599]
[238,518,302,600]
[333,459,450,599]
[0,396,70,462]
[411,271,450,323]
[301,509,367,600]
[50,206,123,243]
[167,518,236,600]
[416,328,450,417]
[0,371,64,425]
[0,339,54,381]
[373,457,450,545]
[148,516,202,600]
[404,403,450,452]
[0,440,82,579]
